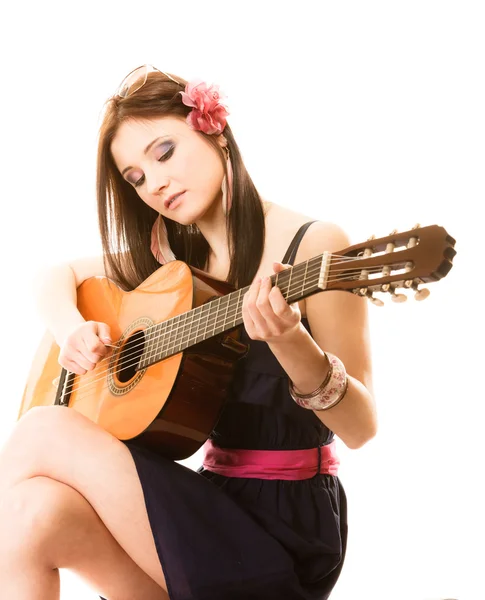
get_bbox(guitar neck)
[138,253,330,369]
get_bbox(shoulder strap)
[281,221,317,265]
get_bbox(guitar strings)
[63,261,398,399]
[60,261,398,401]
[64,261,388,394]
[63,262,398,398]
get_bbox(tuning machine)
[404,279,430,301]
[381,283,407,303]
[359,287,384,307]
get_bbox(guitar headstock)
[326,224,456,305]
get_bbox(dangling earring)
[221,146,233,217]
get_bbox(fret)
[140,321,157,369]
[302,259,309,297]
[211,296,223,337]
[153,322,163,362]
[285,265,293,301]
[143,326,153,367]
[214,294,230,335]
[165,313,179,357]
[193,303,203,347]
[222,292,231,331]
[233,288,243,327]
[185,305,200,348]
[174,312,187,354]
[159,316,170,359]
[197,303,211,344]
[146,323,153,363]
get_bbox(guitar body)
[19,261,248,460]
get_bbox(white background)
[1,1,483,599]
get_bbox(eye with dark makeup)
[131,144,175,188]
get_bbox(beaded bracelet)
[289,352,349,411]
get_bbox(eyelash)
[133,146,175,188]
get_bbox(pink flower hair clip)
[179,80,230,135]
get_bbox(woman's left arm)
[243,221,377,450]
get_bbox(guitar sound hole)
[117,330,145,383]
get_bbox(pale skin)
[0,115,377,598]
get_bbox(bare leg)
[0,562,60,600]
[0,407,170,598]
[0,480,61,599]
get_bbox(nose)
[145,168,170,196]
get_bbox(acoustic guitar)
[18,224,456,460]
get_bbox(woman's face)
[111,116,227,225]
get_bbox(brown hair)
[96,71,265,291]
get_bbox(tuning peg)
[412,223,421,230]
[389,229,398,236]
[360,288,384,306]
[391,290,408,303]
[381,283,407,303]
[405,279,430,300]
[368,295,385,307]
[412,283,430,301]
[367,234,376,242]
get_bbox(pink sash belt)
[202,439,339,480]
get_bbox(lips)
[164,192,185,209]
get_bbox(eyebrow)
[121,136,171,177]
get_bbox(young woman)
[0,65,377,599]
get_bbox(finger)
[95,322,112,344]
[242,278,264,338]
[254,276,280,323]
[268,285,299,320]
[248,277,275,335]
[272,263,293,299]
[242,308,257,339]
[243,277,262,315]
[72,349,97,372]
[59,358,86,375]
[82,332,110,362]
[272,261,292,273]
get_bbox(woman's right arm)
[34,255,112,374]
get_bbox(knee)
[0,476,79,566]
[15,405,68,444]
[19,404,69,428]
[19,405,96,439]
[14,405,82,451]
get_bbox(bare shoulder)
[265,202,351,262]
[264,202,313,240]
[298,220,352,260]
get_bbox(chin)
[165,210,200,227]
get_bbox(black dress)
[103,221,348,600]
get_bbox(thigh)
[0,476,168,600]
[0,406,168,593]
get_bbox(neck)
[194,192,229,269]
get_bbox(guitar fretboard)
[138,252,330,369]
